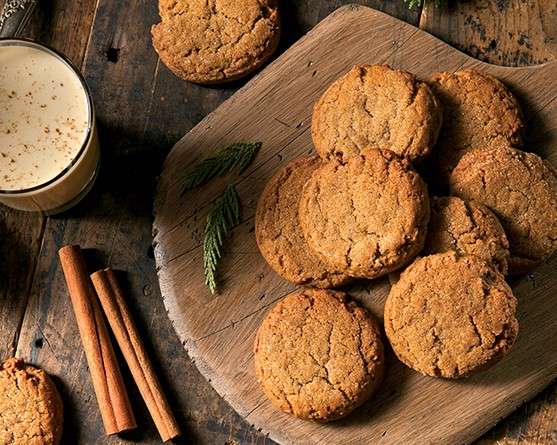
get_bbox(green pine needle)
[182,142,262,194]
[203,185,241,294]
[406,0,448,8]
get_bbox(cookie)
[0,358,63,445]
[312,64,442,162]
[428,69,524,181]
[151,0,280,84]
[450,146,557,274]
[384,252,518,378]
[254,289,384,421]
[255,155,350,288]
[424,196,509,275]
[299,148,430,279]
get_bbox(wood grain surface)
[420,0,557,66]
[153,6,557,445]
[0,1,556,444]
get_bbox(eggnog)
[0,39,99,213]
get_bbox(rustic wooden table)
[0,1,555,444]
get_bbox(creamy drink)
[0,39,99,213]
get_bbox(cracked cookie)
[450,146,557,274]
[384,252,518,378]
[151,0,280,84]
[299,148,430,279]
[428,69,524,182]
[0,358,63,445]
[254,289,384,421]
[311,64,442,162]
[255,155,350,288]
[424,196,509,275]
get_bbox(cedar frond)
[203,186,240,294]
[182,142,262,193]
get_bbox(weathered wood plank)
[476,383,557,445]
[29,0,99,66]
[420,0,557,66]
[0,208,43,359]
[280,0,422,37]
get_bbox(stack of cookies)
[254,64,557,422]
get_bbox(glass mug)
[0,39,99,214]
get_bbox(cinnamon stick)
[91,268,181,442]
[58,246,136,435]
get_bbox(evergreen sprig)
[406,0,448,9]
[182,142,262,194]
[203,185,241,294]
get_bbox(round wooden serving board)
[153,6,557,445]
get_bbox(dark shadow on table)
[0,215,41,359]
[52,375,80,444]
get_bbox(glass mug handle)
[0,0,37,38]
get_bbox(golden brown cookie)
[299,148,430,279]
[255,155,350,288]
[312,64,442,162]
[0,358,63,445]
[428,69,524,181]
[151,0,280,84]
[384,252,518,378]
[254,289,384,421]
[450,146,557,274]
[424,196,509,275]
